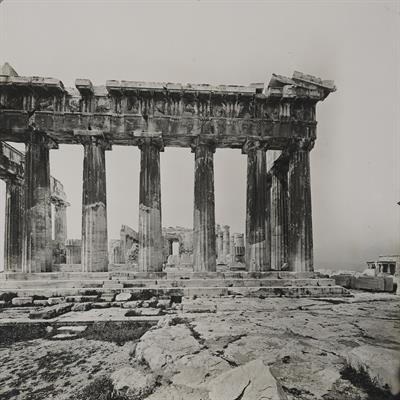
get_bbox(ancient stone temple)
[0,141,69,271]
[0,64,335,274]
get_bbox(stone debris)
[65,295,99,303]
[111,367,156,399]
[71,302,92,312]
[47,297,65,305]
[122,300,142,309]
[33,299,49,306]
[347,345,400,395]
[207,359,287,400]
[29,303,72,319]
[91,302,111,309]
[115,293,132,302]
[142,297,158,308]
[183,303,217,313]
[126,308,162,317]
[11,297,33,306]
[51,333,78,340]
[156,299,171,309]
[57,325,87,334]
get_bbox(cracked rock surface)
[0,292,398,399]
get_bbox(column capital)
[1,174,23,186]
[26,131,58,149]
[289,137,315,152]
[51,196,70,208]
[74,129,112,149]
[241,139,268,154]
[190,136,216,153]
[137,137,164,152]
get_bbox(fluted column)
[4,177,23,271]
[54,200,68,245]
[81,137,109,272]
[222,225,230,263]
[216,225,223,263]
[138,138,163,272]
[244,141,270,271]
[288,138,314,272]
[270,160,289,270]
[22,133,54,273]
[192,141,216,272]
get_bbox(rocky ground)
[0,291,399,400]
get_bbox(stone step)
[0,272,110,281]
[0,278,335,290]
[0,280,106,289]
[120,278,335,288]
[0,285,350,299]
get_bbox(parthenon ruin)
[0,63,335,275]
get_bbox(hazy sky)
[0,0,399,271]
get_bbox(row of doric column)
[3,134,313,274]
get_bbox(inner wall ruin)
[0,65,335,274]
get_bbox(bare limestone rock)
[135,324,202,374]
[146,384,209,400]
[111,367,156,400]
[207,359,287,400]
[347,345,400,395]
[173,350,231,390]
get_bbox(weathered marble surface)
[0,293,398,400]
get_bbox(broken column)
[222,225,230,264]
[244,140,270,271]
[288,138,314,272]
[22,133,54,273]
[270,159,289,270]
[192,140,216,272]
[4,177,23,271]
[81,136,109,272]
[138,138,163,272]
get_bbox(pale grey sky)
[0,0,399,271]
